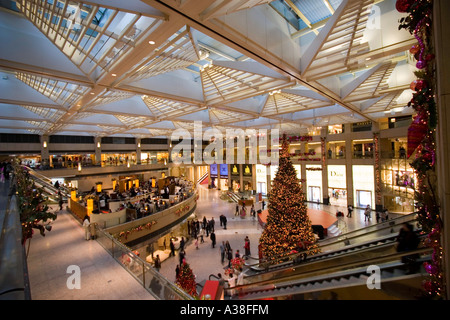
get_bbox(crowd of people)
[77,177,194,221]
[339,204,390,223]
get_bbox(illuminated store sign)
[327,165,346,188]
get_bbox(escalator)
[233,248,431,300]
[227,213,427,299]
[244,213,418,279]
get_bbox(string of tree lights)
[176,261,198,298]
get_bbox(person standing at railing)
[396,222,420,274]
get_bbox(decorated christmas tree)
[259,134,319,260]
[176,261,198,298]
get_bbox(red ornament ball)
[396,0,412,12]
[410,79,427,91]
[425,54,435,61]
[416,60,426,69]
[409,44,420,55]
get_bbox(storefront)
[218,164,229,190]
[101,152,137,167]
[352,139,374,159]
[141,151,169,165]
[381,159,416,213]
[327,141,346,159]
[15,154,41,168]
[327,165,347,207]
[50,153,95,168]
[256,164,267,196]
[242,164,253,191]
[230,164,240,192]
[210,164,218,188]
[353,165,375,209]
[306,165,322,203]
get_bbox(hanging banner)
[210,164,218,177]
[220,164,228,177]
[243,164,252,176]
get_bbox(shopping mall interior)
[1,0,450,303]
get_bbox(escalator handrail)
[25,166,71,197]
[319,212,417,246]
[228,246,432,296]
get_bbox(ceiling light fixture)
[269,90,281,95]
[148,40,155,45]
[112,73,117,77]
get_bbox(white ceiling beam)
[300,0,350,75]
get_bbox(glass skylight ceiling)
[0,0,416,137]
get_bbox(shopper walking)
[169,239,175,257]
[364,205,371,222]
[223,215,227,230]
[154,254,161,272]
[220,241,225,263]
[227,248,233,268]
[347,204,353,218]
[244,236,251,258]
[210,231,216,248]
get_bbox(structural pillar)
[136,138,141,165]
[40,135,49,168]
[344,124,354,207]
[434,0,450,299]
[95,136,101,166]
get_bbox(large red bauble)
[396,0,412,12]
[407,114,428,158]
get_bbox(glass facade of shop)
[50,153,96,168]
[327,165,347,207]
[141,151,169,165]
[327,141,346,159]
[353,165,375,209]
[352,139,374,159]
[381,158,416,213]
[101,152,137,166]
[306,165,322,203]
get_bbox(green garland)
[13,164,57,245]
[397,0,444,299]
